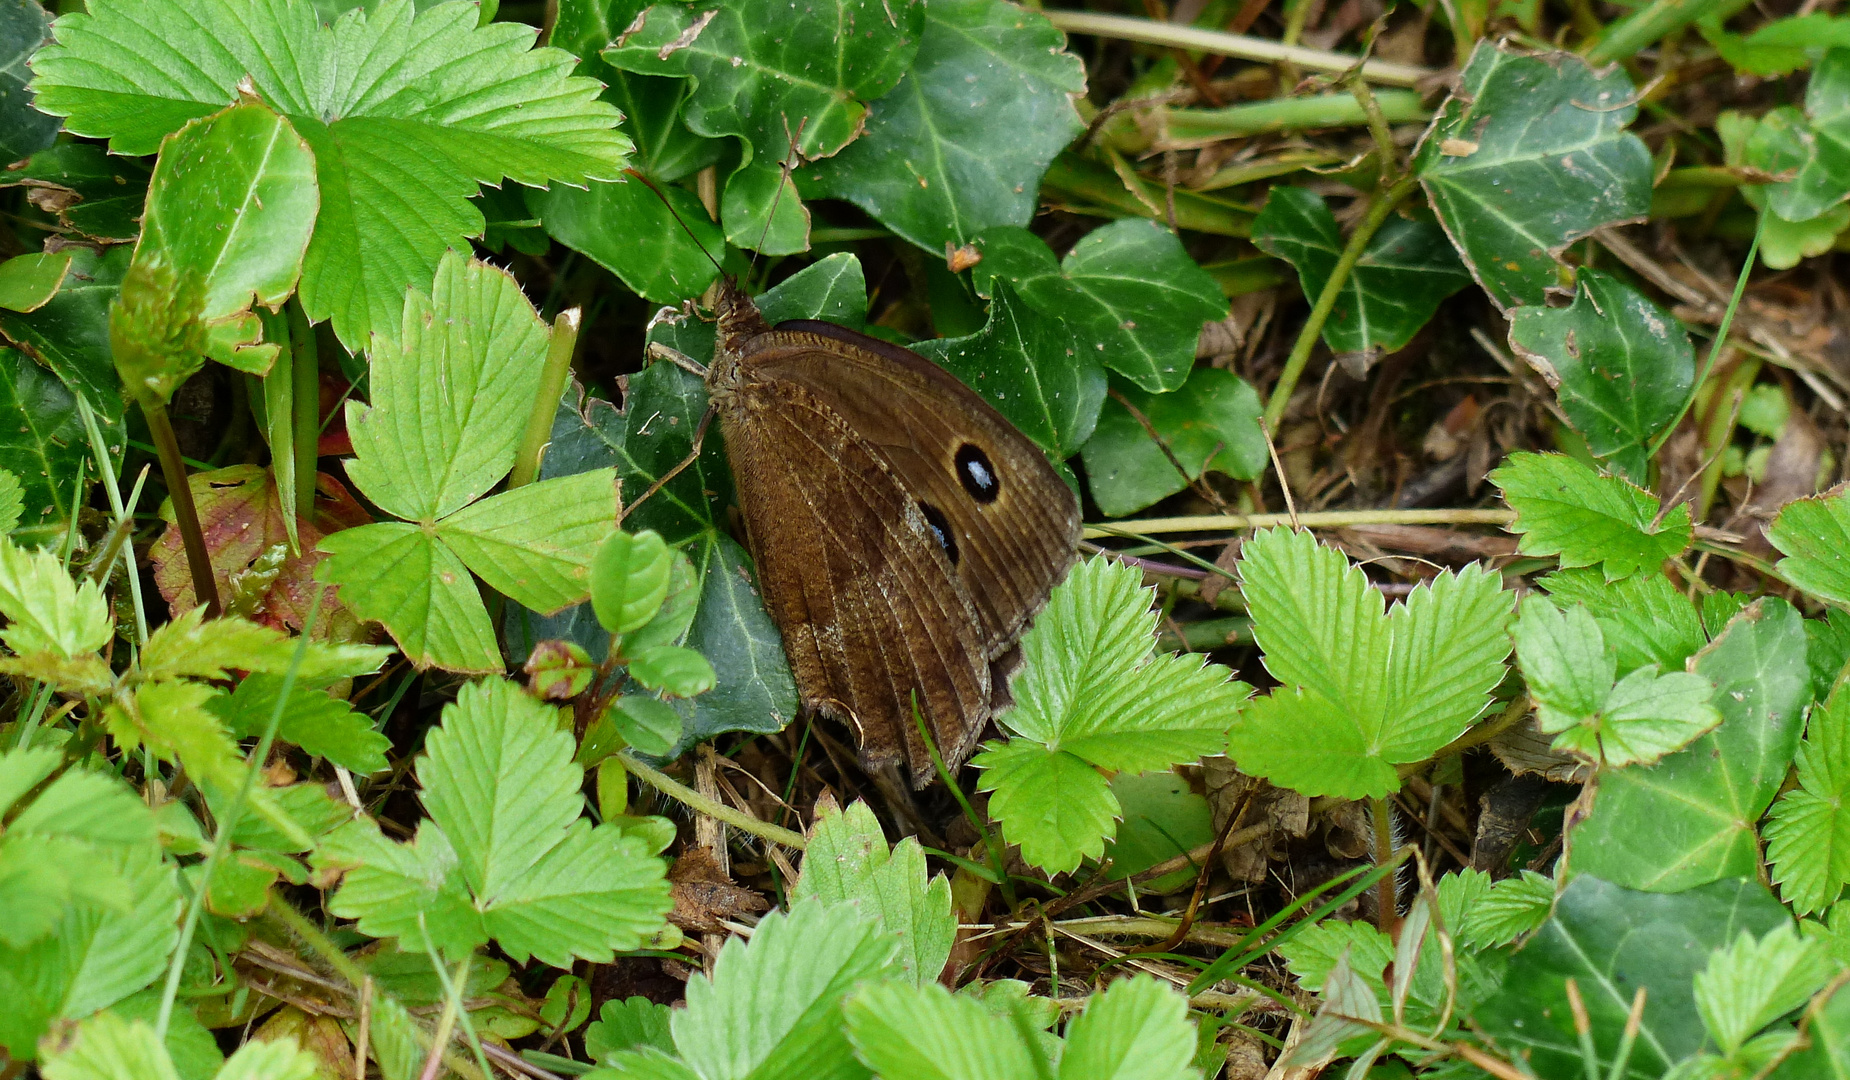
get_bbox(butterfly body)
[706,281,1081,785]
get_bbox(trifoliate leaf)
[1229,527,1512,799]
[1764,686,1850,915]
[432,468,617,613]
[1492,452,1691,580]
[1507,269,1694,479]
[1516,598,1615,726]
[0,532,111,658]
[1252,185,1470,360]
[103,681,242,794]
[316,522,502,673]
[593,530,673,635]
[673,900,900,1080]
[1694,924,1835,1054]
[1413,42,1652,309]
[318,679,671,966]
[845,980,1043,1080]
[31,0,631,349]
[1540,568,1707,676]
[798,0,1085,253]
[1768,487,1850,608]
[586,997,676,1063]
[1058,976,1199,1080]
[793,799,956,985]
[209,673,390,776]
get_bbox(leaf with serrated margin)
[0,532,110,658]
[799,0,1085,253]
[0,757,157,948]
[845,980,1043,1080]
[138,607,388,683]
[793,799,955,985]
[317,816,484,958]
[1253,185,1470,359]
[975,739,1117,876]
[211,673,390,776]
[1694,924,1834,1055]
[1769,486,1850,608]
[1507,269,1694,480]
[31,0,631,349]
[315,521,501,674]
[1765,686,1850,915]
[1491,451,1691,580]
[437,469,617,615]
[1412,42,1653,309]
[1540,568,1706,676]
[1058,976,1199,1080]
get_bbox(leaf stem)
[264,893,369,991]
[619,750,808,850]
[1646,214,1762,459]
[1262,172,1422,434]
[510,308,581,490]
[1371,797,1398,934]
[287,299,320,523]
[141,395,220,618]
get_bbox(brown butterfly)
[701,279,1081,787]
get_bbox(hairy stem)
[1372,796,1398,934]
[620,750,809,850]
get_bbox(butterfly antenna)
[625,168,726,278]
[619,405,717,525]
[745,115,808,280]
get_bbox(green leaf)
[610,695,683,757]
[1769,976,1850,1080]
[39,1011,182,1080]
[316,522,503,673]
[628,644,717,698]
[1413,42,1653,309]
[1471,876,1790,1080]
[721,159,811,256]
[1103,770,1215,889]
[0,347,115,546]
[593,530,674,635]
[1759,49,1850,224]
[970,220,1229,393]
[0,244,132,419]
[1059,976,1198,1080]
[1229,527,1512,799]
[528,176,724,304]
[1507,269,1695,479]
[670,533,797,745]
[756,252,870,328]
[1491,452,1692,580]
[0,0,57,166]
[30,0,632,349]
[1764,686,1850,915]
[912,280,1104,458]
[343,252,552,523]
[607,360,732,543]
[586,997,677,1063]
[1571,599,1812,891]
[0,755,159,948]
[1768,488,1850,608]
[976,739,1117,875]
[0,532,112,658]
[0,468,20,535]
[673,899,899,1080]
[434,468,618,613]
[0,251,72,314]
[1079,368,1267,518]
[320,679,671,966]
[0,142,150,243]
[845,980,1044,1080]
[1540,568,1707,677]
[1251,186,1470,359]
[137,606,388,683]
[131,98,318,378]
[621,548,701,656]
[1455,869,1555,950]
[211,673,391,776]
[792,799,956,985]
[1808,609,1850,704]
[1694,923,1835,1055]
[798,0,1085,253]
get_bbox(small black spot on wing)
[917,501,959,565]
[955,444,998,503]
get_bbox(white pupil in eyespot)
[964,457,992,491]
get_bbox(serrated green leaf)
[1759,49,1850,224]
[0,758,158,947]
[0,251,72,314]
[587,996,677,1063]
[1507,270,1694,479]
[1059,976,1198,1080]
[674,899,899,1080]
[1252,185,1469,358]
[847,979,1042,1080]
[793,799,956,985]
[552,0,722,185]
[437,468,618,613]
[913,281,1103,459]
[1769,487,1850,608]
[1571,600,1811,891]
[799,0,1084,253]
[1080,368,1268,519]
[1463,871,1556,949]
[103,681,242,793]
[0,346,113,546]
[1229,527,1511,799]
[1807,609,1850,703]
[39,1011,181,1080]
[1516,598,1615,724]
[1541,567,1708,677]
[1413,42,1653,309]
[315,521,502,673]
[974,739,1117,876]
[31,0,631,349]
[1765,686,1850,915]
[0,532,111,658]
[610,695,682,757]
[529,176,724,304]
[138,606,389,683]
[317,816,484,958]
[1695,923,1835,1054]
[1492,452,1692,580]
[593,529,673,635]
[210,673,391,775]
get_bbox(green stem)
[1348,75,1401,186]
[141,396,220,618]
[1647,215,1762,458]
[619,750,808,850]
[76,394,148,645]
[510,308,581,489]
[287,300,319,524]
[1263,173,1421,433]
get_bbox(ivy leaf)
[1764,686,1850,915]
[1768,487,1850,608]
[974,558,1249,875]
[1491,452,1692,580]
[0,251,72,314]
[1413,41,1653,309]
[1507,269,1694,479]
[799,0,1085,253]
[30,0,631,349]
[913,281,1103,458]
[1079,368,1267,518]
[0,468,20,534]
[1758,49,1850,224]
[755,252,869,328]
[318,679,672,967]
[0,531,112,659]
[1694,924,1835,1055]
[211,673,391,776]
[529,177,724,304]
[845,980,1045,1080]
[969,221,1227,394]
[793,799,956,985]
[1251,186,1470,361]
[1570,600,1812,891]
[1229,528,1512,799]
[0,347,114,546]
[0,142,150,242]
[0,0,57,166]
[0,244,130,420]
